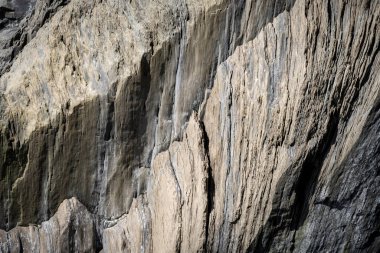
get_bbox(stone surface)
[102,196,151,253]
[0,0,379,252]
[0,197,100,252]
[148,114,210,253]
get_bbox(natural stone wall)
[0,0,379,252]
[0,0,296,230]
[0,198,101,252]
[203,0,380,250]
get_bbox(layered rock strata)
[0,0,379,252]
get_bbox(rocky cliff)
[0,0,379,252]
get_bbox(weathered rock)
[102,196,151,253]
[0,0,68,75]
[0,197,100,252]
[0,0,294,229]
[148,114,210,252]
[0,0,379,252]
[203,1,380,251]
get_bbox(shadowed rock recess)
[0,0,379,252]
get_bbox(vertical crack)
[199,120,215,251]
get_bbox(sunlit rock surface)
[0,0,379,252]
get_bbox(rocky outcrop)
[203,2,380,249]
[0,0,71,75]
[0,197,100,252]
[0,0,379,252]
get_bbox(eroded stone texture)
[0,0,296,230]
[203,0,380,251]
[0,0,69,75]
[0,0,379,252]
[0,198,100,253]
[149,114,210,253]
[102,196,151,253]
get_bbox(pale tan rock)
[149,113,209,252]
[0,0,379,252]
[202,6,308,250]
[202,0,380,251]
[0,0,239,228]
[0,198,97,253]
[102,196,151,253]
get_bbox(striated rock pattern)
[0,198,100,252]
[0,0,379,252]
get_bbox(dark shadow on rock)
[0,0,298,231]
[0,0,70,76]
[248,93,380,252]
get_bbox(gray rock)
[0,0,379,252]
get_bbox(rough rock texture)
[148,114,210,253]
[0,0,70,75]
[0,197,100,252]
[0,0,379,252]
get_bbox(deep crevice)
[290,110,340,230]
[199,120,215,251]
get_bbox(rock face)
[0,0,379,252]
[0,198,100,252]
